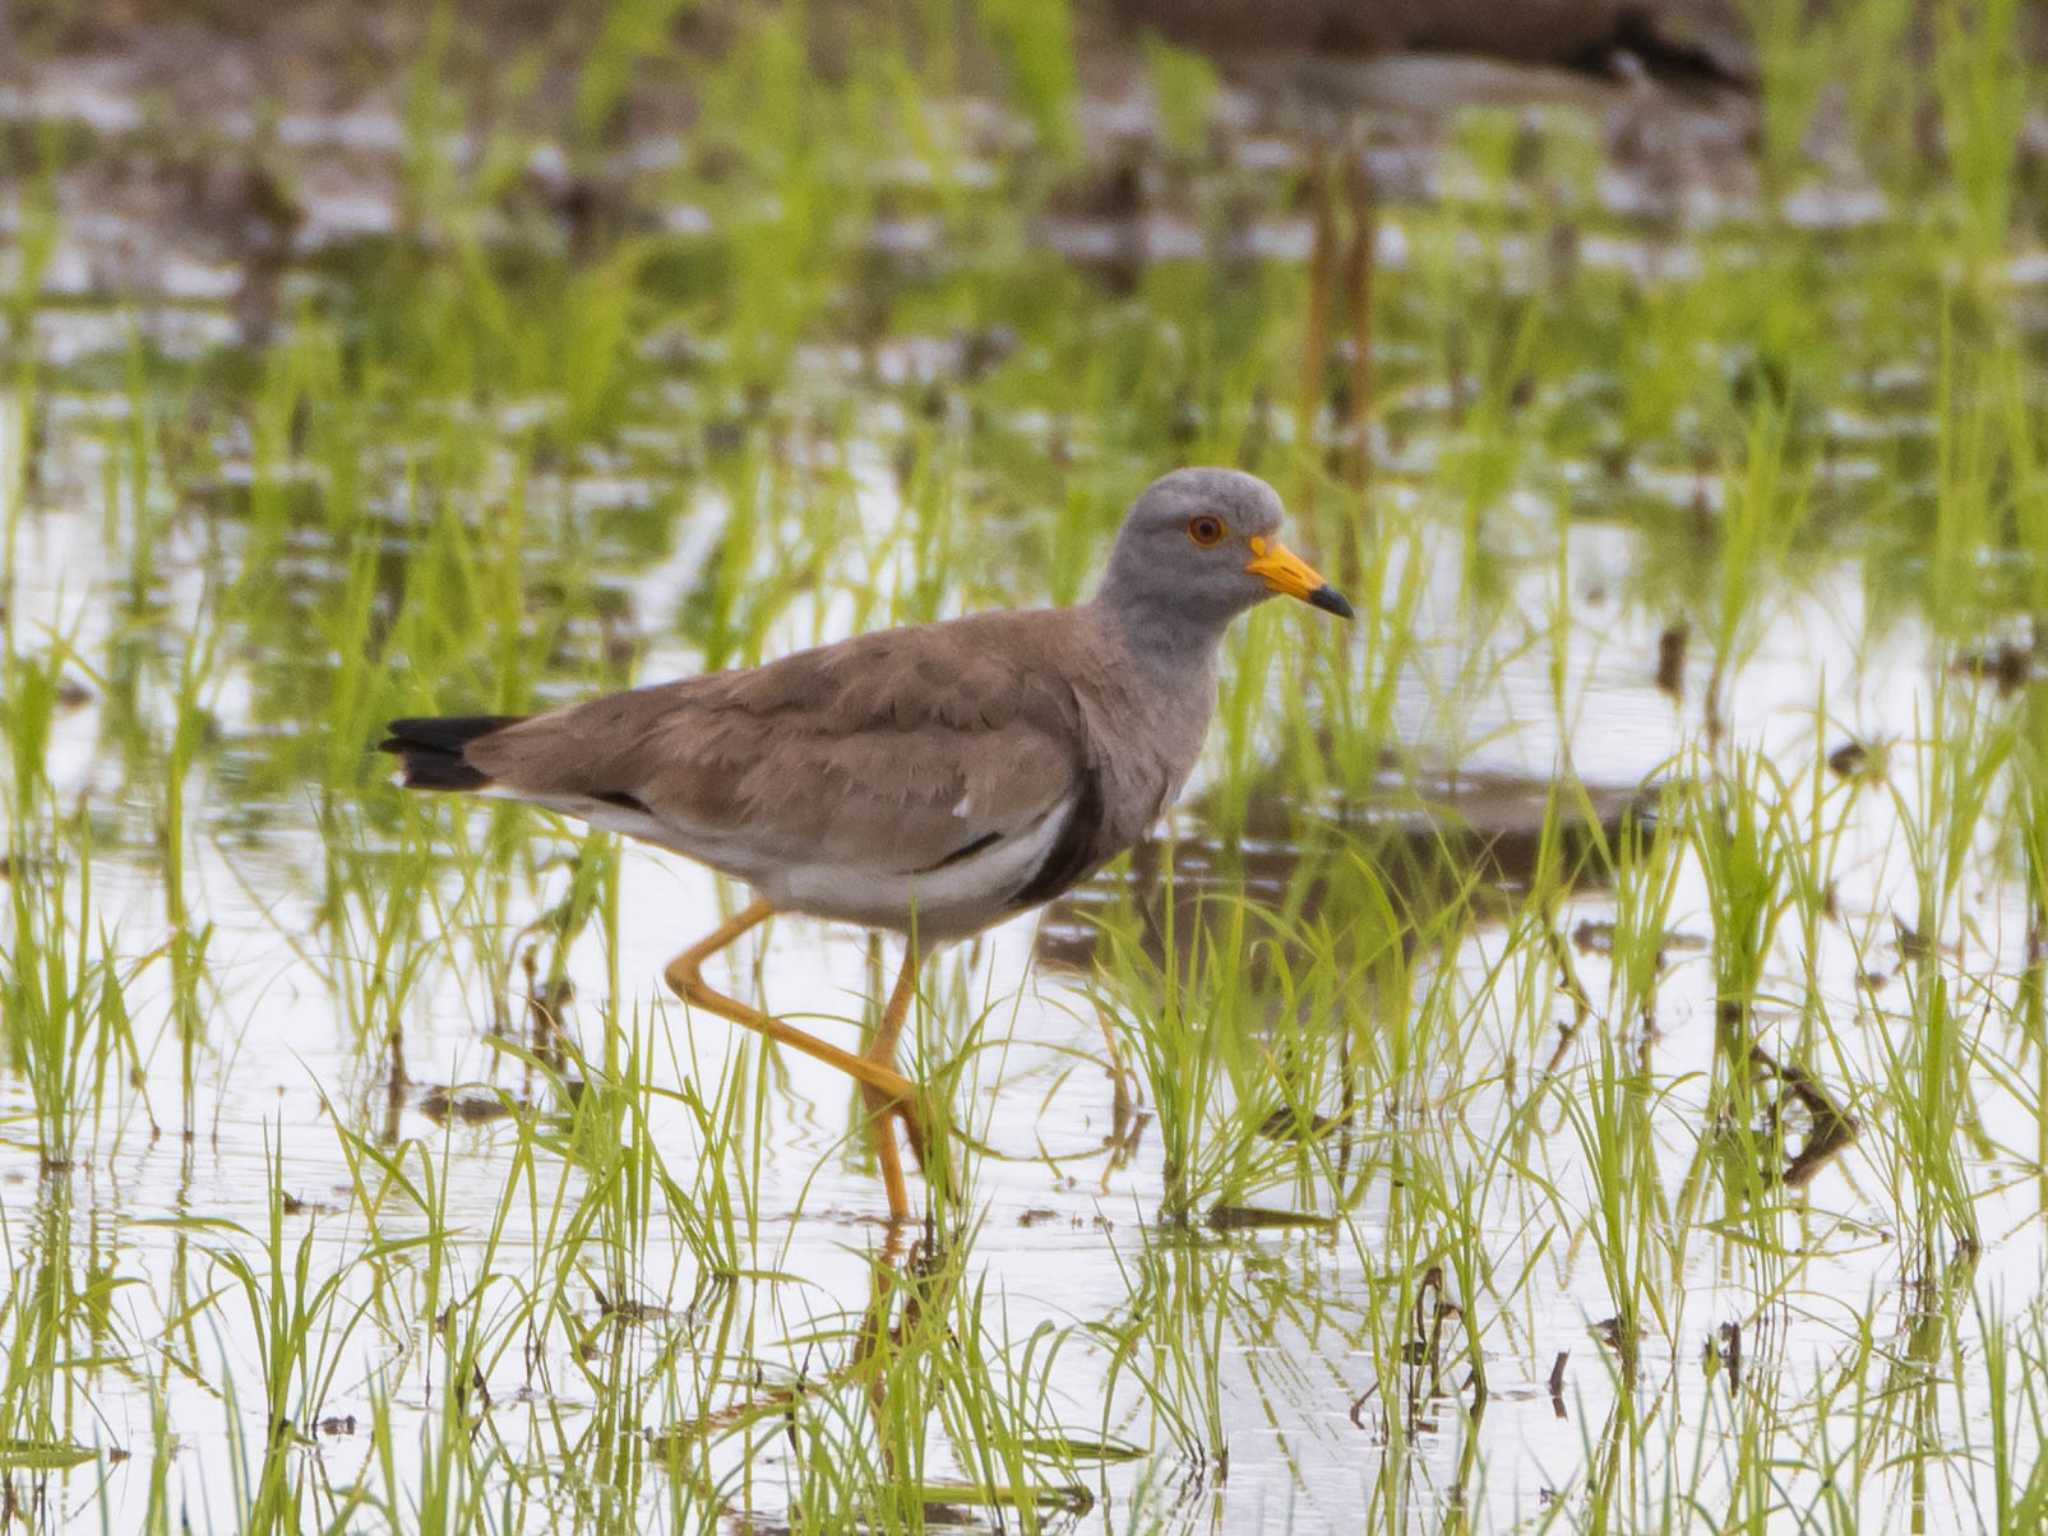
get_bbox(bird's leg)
[860,946,927,1224]
[663,899,920,1108]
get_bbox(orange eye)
[1187,515,1226,547]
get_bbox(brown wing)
[466,610,1091,876]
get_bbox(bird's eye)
[1187,515,1227,547]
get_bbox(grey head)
[1093,468,1353,658]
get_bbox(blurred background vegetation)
[3,2,2048,1530]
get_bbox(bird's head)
[1100,467,1354,632]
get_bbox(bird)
[1099,0,1751,81]
[379,467,1353,1222]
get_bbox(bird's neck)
[1075,598,1220,843]
[1088,589,1231,688]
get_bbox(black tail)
[378,715,526,791]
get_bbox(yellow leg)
[662,899,919,1108]
[1092,1000,1142,1183]
[859,948,926,1223]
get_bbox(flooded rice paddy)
[4,5,2048,1531]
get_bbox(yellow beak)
[1246,537,1354,619]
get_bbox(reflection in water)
[1039,766,1645,973]
[4,3,2048,1527]
[647,1227,1096,1523]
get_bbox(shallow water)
[5,13,2048,1533]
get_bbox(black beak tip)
[1308,585,1355,621]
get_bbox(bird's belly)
[752,809,1070,939]
[501,788,1077,940]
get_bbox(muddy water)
[5,33,2048,1536]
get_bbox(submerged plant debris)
[1,0,2047,1531]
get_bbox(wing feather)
[466,611,1091,883]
